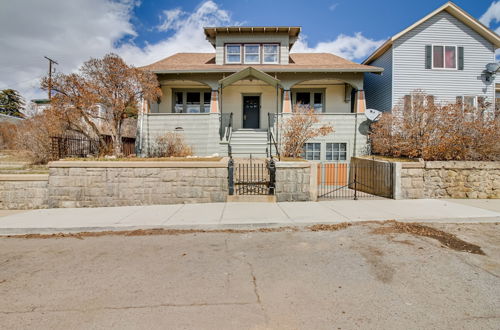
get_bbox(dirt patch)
[4,223,356,239]
[307,223,352,231]
[373,221,485,255]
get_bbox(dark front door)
[243,96,260,129]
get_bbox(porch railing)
[267,113,280,160]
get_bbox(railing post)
[228,157,234,195]
[354,163,358,200]
[268,158,276,195]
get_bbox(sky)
[1,0,499,102]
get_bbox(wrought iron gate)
[317,161,394,200]
[228,158,276,195]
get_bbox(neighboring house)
[138,26,382,160]
[363,1,500,112]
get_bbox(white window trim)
[225,44,242,64]
[459,95,477,110]
[326,142,348,162]
[431,45,458,70]
[262,44,279,64]
[243,44,260,64]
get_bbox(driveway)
[0,222,499,329]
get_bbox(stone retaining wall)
[0,175,49,209]
[48,160,228,208]
[398,161,500,199]
[275,162,316,202]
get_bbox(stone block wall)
[0,175,49,209]
[275,162,315,202]
[48,161,228,208]
[398,161,500,199]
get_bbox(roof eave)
[152,67,384,74]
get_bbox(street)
[1,222,499,329]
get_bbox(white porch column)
[210,89,219,113]
[282,89,292,113]
[354,90,366,113]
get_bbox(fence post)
[268,158,276,195]
[228,157,234,195]
[354,163,358,200]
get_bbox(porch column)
[282,89,292,113]
[354,90,366,113]
[210,89,219,113]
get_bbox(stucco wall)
[0,175,49,209]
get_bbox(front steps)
[228,129,269,158]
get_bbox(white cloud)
[291,33,385,61]
[329,3,339,11]
[0,0,233,102]
[480,1,500,33]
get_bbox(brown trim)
[224,43,280,65]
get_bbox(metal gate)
[228,158,276,195]
[317,161,394,200]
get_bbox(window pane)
[245,45,259,54]
[227,54,240,63]
[203,92,211,113]
[245,54,259,63]
[263,54,278,63]
[303,143,320,160]
[296,92,310,106]
[433,46,444,68]
[445,46,456,68]
[227,45,240,54]
[174,92,183,113]
[186,92,200,113]
[263,44,278,54]
[263,45,278,63]
[464,96,475,110]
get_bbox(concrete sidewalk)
[0,199,499,235]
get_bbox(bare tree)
[42,53,161,156]
[370,91,500,161]
[280,105,334,158]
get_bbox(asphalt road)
[0,222,499,329]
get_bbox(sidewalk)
[0,199,499,235]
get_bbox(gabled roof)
[219,67,280,88]
[363,1,500,65]
[141,52,383,74]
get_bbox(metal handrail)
[267,113,280,160]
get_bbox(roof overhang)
[204,26,301,48]
[363,2,500,64]
[154,67,384,75]
[219,67,281,88]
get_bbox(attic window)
[244,44,260,64]
[263,44,279,64]
[226,45,241,64]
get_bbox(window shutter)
[425,45,432,69]
[458,47,464,70]
[456,96,463,106]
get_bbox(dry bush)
[150,132,192,157]
[370,91,500,161]
[280,105,334,158]
[0,122,19,149]
[12,110,67,164]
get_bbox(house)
[138,26,383,161]
[363,2,500,112]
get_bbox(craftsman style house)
[138,27,382,160]
[363,2,500,112]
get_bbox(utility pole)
[44,56,58,101]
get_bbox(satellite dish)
[365,108,382,122]
[486,62,499,73]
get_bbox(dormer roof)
[204,26,301,48]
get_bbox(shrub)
[280,105,334,158]
[370,91,500,161]
[150,132,192,157]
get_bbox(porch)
[138,67,369,158]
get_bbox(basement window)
[326,143,347,161]
[302,143,321,160]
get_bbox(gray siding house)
[363,2,500,112]
[138,27,382,161]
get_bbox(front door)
[243,96,260,129]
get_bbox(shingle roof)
[141,52,383,73]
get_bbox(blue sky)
[1,0,499,100]
[130,0,497,49]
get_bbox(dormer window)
[263,44,279,64]
[226,45,241,63]
[225,43,280,64]
[244,44,260,64]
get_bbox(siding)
[364,47,393,111]
[139,113,220,157]
[215,33,290,65]
[392,11,496,106]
